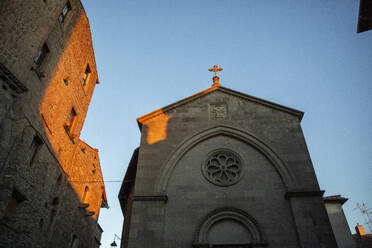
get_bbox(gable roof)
[137,85,304,130]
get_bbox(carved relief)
[209,103,228,120]
[202,149,243,186]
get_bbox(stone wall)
[121,87,337,247]
[0,1,106,247]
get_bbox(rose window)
[202,150,243,186]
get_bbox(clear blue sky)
[80,0,371,246]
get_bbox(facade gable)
[137,85,303,130]
[120,83,337,248]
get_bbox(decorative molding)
[154,125,297,194]
[131,195,168,202]
[0,62,28,94]
[202,149,243,187]
[194,208,266,247]
[192,242,268,248]
[285,190,325,199]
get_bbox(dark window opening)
[3,188,26,218]
[64,79,69,86]
[39,218,44,229]
[52,197,59,206]
[71,234,79,248]
[58,1,72,23]
[27,134,43,166]
[34,43,50,66]
[81,64,91,88]
[101,193,108,208]
[49,209,56,226]
[57,174,62,185]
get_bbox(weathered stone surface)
[325,195,356,248]
[119,85,337,248]
[0,1,106,247]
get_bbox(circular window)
[202,149,243,186]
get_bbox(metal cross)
[209,65,223,77]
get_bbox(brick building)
[0,1,107,247]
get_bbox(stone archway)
[154,125,297,194]
[192,208,267,247]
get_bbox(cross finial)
[209,65,223,86]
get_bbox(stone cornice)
[285,190,325,199]
[323,195,348,205]
[131,195,168,202]
[192,242,268,247]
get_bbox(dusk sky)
[80,0,371,246]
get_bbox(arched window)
[82,186,89,203]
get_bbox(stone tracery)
[203,149,243,186]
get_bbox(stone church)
[119,66,338,248]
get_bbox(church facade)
[119,71,338,247]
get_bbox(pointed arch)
[154,125,297,193]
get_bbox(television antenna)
[354,203,372,233]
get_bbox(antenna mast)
[355,203,372,233]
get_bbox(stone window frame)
[201,148,244,187]
[34,42,50,67]
[81,64,91,90]
[27,134,44,166]
[64,107,78,142]
[58,1,72,23]
[82,186,89,204]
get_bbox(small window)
[39,218,44,229]
[4,189,26,218]
[81,64,91,88]
[27,135,43,165]
[58,1,72,23]
[34,43,50,66]
[82,186,89,204]
[71,234,79,248]
[57,174,62,185]
[101,193,108,208]
[52,197,59,206]
[64,79,69,86]
[65,108,77,135]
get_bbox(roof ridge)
[136,85,304,130]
